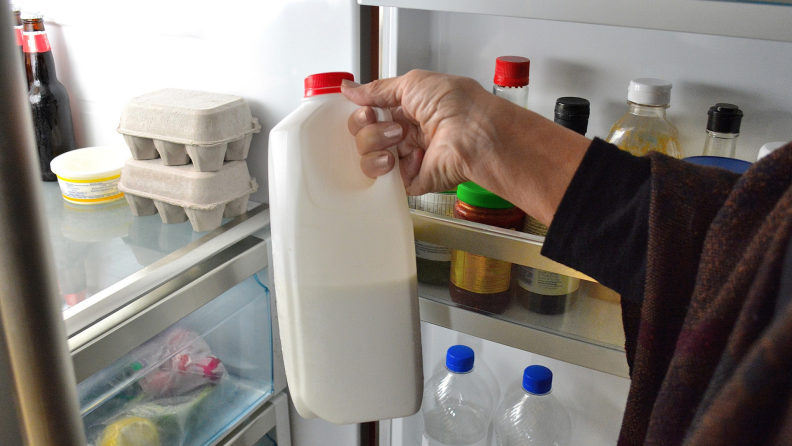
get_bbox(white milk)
[268,72,422,424]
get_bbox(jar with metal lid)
[449,182,524,314]
[408,190,457,286]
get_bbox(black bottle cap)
[707,103,743,134]
[554,97,590,136]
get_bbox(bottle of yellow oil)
[606,78,682,158]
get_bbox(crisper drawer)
[77,272,274,446]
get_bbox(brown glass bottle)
[449,182,524,315]
[22,13,77,181]
[12,5,24,61]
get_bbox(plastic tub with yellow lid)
[50,146,131,205]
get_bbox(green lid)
[456,182,514,209]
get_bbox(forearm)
[465,96,591,226]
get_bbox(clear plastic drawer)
[78,271,273,446]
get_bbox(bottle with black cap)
[516,97,590,315]
[702,103,743,158]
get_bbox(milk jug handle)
[372,107,401,185]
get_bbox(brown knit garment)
[619,143,792,445]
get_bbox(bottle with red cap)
[22,12,77,181]
[493,56,530,108]
[268,72,422,424]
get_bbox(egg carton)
[117,89,261,172]
[118,159,258,232]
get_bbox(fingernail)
[376,153,391,169]
[355,109,369,126]
[342,79,361,88]
[383,124,403,139]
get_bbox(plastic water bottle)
[493,365,571,446]
[422,345,495,446]
[268,72,422,424]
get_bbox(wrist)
[467,98,590,226]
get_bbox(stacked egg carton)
[117,89,260,232]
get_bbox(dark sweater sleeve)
[541,138,651,304]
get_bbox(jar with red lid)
[450,182,525,314]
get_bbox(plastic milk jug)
[268,72,422,424]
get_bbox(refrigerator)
[1,0,792,445]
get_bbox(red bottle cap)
[493,56,530,87]
[304,72,355,97]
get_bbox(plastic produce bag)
[138,328,227,398]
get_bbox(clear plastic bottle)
[422,345,495,446]
[606,78,682,158]
[702,103,743,158]
[492,56,530,108]
[493,365,571,446]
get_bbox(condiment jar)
[449,182,524,314]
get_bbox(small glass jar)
[408,190,457,286]
[449,182,524,314]
[702,103,743,158]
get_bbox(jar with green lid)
[450,182,524,314]
[408,190,457,286]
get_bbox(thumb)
[341,74,413,109]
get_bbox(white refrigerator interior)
[391,8,792,161]
[11,0,792,444]
[11,0,363,205]
[11,0,363,443]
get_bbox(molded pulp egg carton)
[117,89,261,172]
[118,159,257,232]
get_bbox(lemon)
[99,416,160,446]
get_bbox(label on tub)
[57,174,124,204]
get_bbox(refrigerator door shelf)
[78,272,274,446]
[410,210,628,377]
[411,209,592,281]
[359,0,792,43]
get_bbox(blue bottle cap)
[523,365,553,395]
[684,156,752,174]
[446,345,475,373]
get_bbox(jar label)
[517,266,579,296]
[408,192,456,217]
[450,250,511,294]
[523,215,548,236]
[14,26,22,46]
[22,31,51,53]
[56,175,124,204]
[415,240,452,262]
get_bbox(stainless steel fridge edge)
[0,2,86,443]
[63,205,270,337]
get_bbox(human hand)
[342,69,590,225]
[342,70,505,196]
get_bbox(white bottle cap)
[757,141,787,161]
[627,78,672,106]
